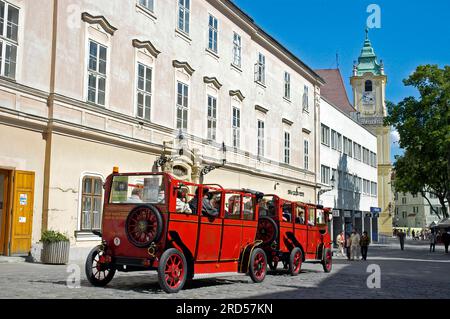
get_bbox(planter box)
[41,241,70,265]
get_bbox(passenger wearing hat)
[189,187,219,217]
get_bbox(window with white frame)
[87,40,107,106]
[81,176,103,231]
[337,132,342,152]
[255,53,265,84]
[284,131,290,164]
[138,0,154,12]
[354,143,362,161]
[343,136,352,157]
[284,72,291,100]
[304,139,309,170]
[321,124,330,146]
[321,165,330,185]
[176,81,189,131]
[371,182,377,197]
[331,130,337,150]
[208,14,218,53]
[370,151,377,167]
[363,179,370,195]
[232,32,241,67]
[232,107,240,148]
[332,169,337,186]
[363,147,370,164]
[0,1,19,79]
[207,95,217,140]
[302,85,309,111]
[136,63,152,121]
[177,0,190,34]
[355,176,362,193]
[257,120,265,157]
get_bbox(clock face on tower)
[362,92,375,105]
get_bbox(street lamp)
[200,142,227,176]
[317,175,336,204]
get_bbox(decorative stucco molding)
[282,118,293,126]
[302,128,311,134]
[229,90,245,101]
[81,12,117,36]
[255,104,269,114]
[132,39,161,58]
[172,60,195,76]
[203,76,222,90]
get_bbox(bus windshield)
[109,174,165,204]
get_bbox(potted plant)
[40,230,70,265]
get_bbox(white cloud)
[391,129,400,144]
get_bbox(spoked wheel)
[289,247,303,276]
[85,245,116,287]
[248,248,267,283]
[158,248,187,293]
[256,216,278,245]
[322,248,333,273]
[126,205,163,248]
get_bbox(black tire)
[322,248,333,273]
[289,247,303,276]
[158,248,188,293]
[85,245,116,287]
[125,204,163,248]
[248,248,267,283]
[256,216,279,245]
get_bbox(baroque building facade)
[0,0,325,257]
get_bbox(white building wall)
[319,98,378,239]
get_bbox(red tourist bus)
[85,168,268,293]
[256,194,333,275]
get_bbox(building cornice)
[132,39,161,57]
[203,76,222,90]
[81,12,117,36]
[172,60,195,76]
[229,89,245,101]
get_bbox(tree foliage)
[385,64,449,219]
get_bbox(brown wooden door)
[11,171,35,255]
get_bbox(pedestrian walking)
[345,232,351,260]
[350,230,361,260]
[360,231,370,260]
[398,230,406,250]
[336,231,345,257]
[429,231,436,252]
[441,230,450,254]
[412,230,416,240]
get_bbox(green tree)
[385,64,449,219]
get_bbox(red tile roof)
[315,69,355,115]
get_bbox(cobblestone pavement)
[1,243,449,299]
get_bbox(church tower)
[350,28,393,236]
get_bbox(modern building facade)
[350,29,393,236]
[0,0,325,257]
[394,192,442,228]
[316,69,378,242]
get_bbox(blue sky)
[233,0,450,162]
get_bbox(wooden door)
[11,171,35,255]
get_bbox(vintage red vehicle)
[85,168,268,293]
[256,194,333,275]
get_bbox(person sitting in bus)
[176,189,192,213]
[128,187,143,203]
[295,209,305,224]
[189,187,219,217]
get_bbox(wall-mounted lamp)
[274,182,280,190]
